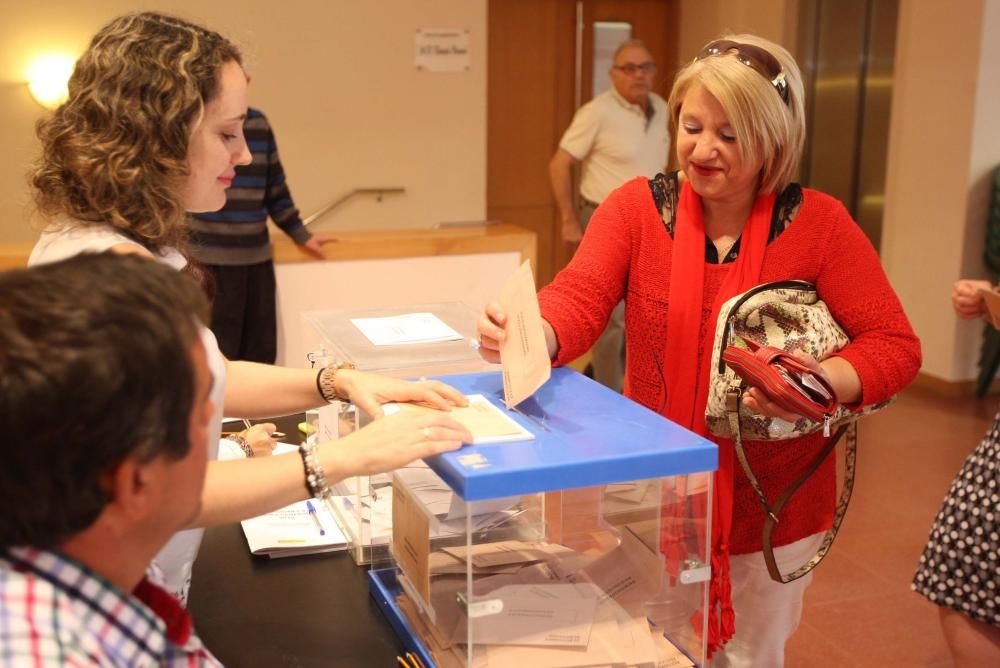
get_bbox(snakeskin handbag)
[704,280,892,583]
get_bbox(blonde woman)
[479,35,921,665]
[28,12,473,603]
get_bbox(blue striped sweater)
[188,108,312,266]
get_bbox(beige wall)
[0,1,486,245]
[4,0,999,385]
[883,0,1000,382]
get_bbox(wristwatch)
[317,361,357,403]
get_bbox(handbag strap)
[725,384,858,583]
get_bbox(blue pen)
[305,500,326,536]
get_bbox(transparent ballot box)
[369,368,718,668]
[305,302,494,565]
[303,302,493,379]
[311,399,394,566]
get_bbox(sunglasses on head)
[695,39,789,104]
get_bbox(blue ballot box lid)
[423,368,718,501]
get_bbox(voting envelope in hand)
[498,260,551,408]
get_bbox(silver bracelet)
[225,433,253,458]
[297,441,331,500]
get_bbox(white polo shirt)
[558,88,670,204]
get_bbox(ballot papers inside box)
[385,476,713,668]
[328,461,521,568]
[374,368,718,668]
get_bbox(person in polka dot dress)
[912,278,1000,666]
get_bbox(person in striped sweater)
[189,107,335,363]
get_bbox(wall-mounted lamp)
[27,55,75,110]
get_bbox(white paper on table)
[350,312,462,346]
[217,437,246,460]
[240,497,347,557]
[218,440,299,460]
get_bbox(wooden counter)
[271,223,535,268]
[0,223,536,271]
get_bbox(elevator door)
[797,0,899,252]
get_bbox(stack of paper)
[240,498,348,558]
[219,440,349,558]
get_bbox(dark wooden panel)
[487,0,562,209]
[488,0,679,286]
[487,204,558,284]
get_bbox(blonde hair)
[667,33,805,194]
[31,12,242,252]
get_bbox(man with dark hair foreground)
[0,253,222,665]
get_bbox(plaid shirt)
[0,547,221,667]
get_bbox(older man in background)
[548,38,670,392]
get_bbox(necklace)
[714,236,739,262]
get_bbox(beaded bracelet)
[297,441,332,500]
[225,433,254,458]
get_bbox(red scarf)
[662,181,775,657]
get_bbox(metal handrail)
[433,219,501,229]
[302,187,405,226]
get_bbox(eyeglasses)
[695,39,789,104]
[612,61,656,76]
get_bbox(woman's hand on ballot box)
[330,409,473,476]
[335,369,469,419]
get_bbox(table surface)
[188,415,405,667]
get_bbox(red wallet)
[722,337,838,424]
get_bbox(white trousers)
[710,532,825,668]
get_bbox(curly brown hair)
[31,12,243,252]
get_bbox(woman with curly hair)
[28,11,473,603]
